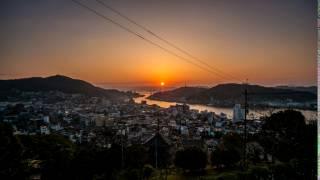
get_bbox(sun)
[160,82,165,86]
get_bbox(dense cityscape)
[1,90,262,145]
[0,88,316,179]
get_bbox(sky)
[0,0,317,88]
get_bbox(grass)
[150,164,272,180]
[149,167,242,180]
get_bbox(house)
[40,125,50,135]
[143,133,173,168]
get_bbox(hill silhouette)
[149,83,316,107]
[147,87,206,102]
[0,75,135,101]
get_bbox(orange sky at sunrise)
[0,0,317,87]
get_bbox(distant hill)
[147,87,207,102]
[148,83,316,107]
[0,75,135,101]
[275,86,317,95]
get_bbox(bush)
[248,166,270,180]
[215,172,238,180]
[142,164,154,180]
[211,146,241,168]
[174,147,207,172]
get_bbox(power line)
[71,0,238,82]
[96,0,242,82]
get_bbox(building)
[143,133,173,168]
[94,114,107,127]
[233,104,245,123]
[43,116,50,123]
[50,123,63,131]
[40,125,50,135]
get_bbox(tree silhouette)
[174,147,207,172]
[211,133,241,168]
[211,145,240,169]
[0,123,28,179]
[259,110,316,179]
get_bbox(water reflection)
[134,92,317,121]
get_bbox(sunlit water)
[134,92,317,121]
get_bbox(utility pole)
[179,118,182,135]
[242,80,248,169]
[121,126,125,169]
[155,117,159,168]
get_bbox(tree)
[246,142,264,164]
[174,147,207,172]
[37,135,75,180]
[259,110,316,179]
[96,143,122,179]
[248,166,270,180]
[211,133,241,168]
[269,162,294,180]
[142,164,154,180]
[0,123,28,179]
[211,145,241,168]
[69,146,97,180]
[262,110,306,138]
[147,144,171,168]
[123,168,140,180]
[125,145,147,169]
[260,110,307,161]
[220,133,242,152]
[301,123,317,179]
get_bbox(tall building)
[233,104,245,123]
[43,116,50,124]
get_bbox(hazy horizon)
[1,0,317,87]
[0,74,317,90]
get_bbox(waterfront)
[134,92,317,121]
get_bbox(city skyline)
[0,0,317,87]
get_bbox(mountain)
[0,75,135,101]
[148,83,316,107]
